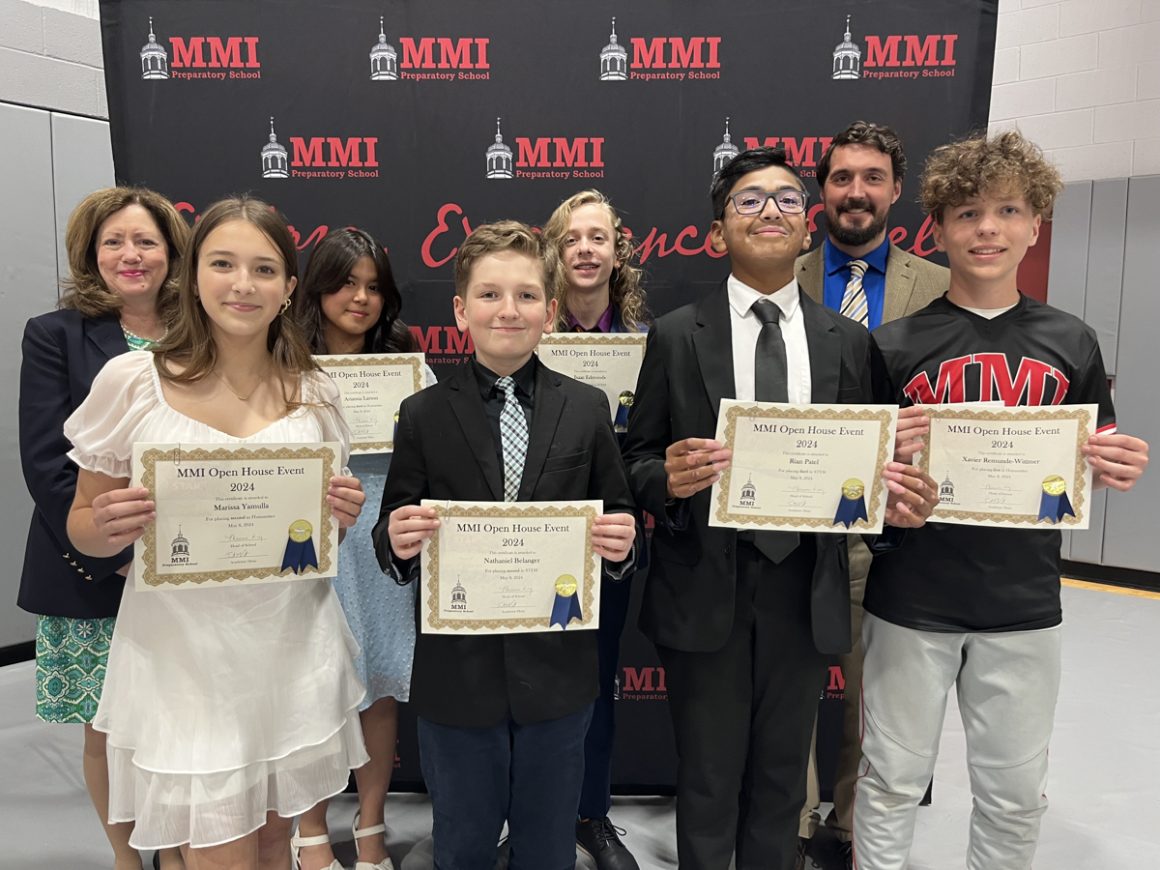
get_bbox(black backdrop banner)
[99,0,997,793]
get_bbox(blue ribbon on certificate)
[1037,475,1075,523]
[281,519,318,573]
[550,574,582,629]
[614,391,634,432]
[833,478,868,528]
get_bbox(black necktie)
[750,299,799,563]
[752,300,789,403]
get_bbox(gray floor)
[4,583,1159,869]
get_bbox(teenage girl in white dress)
[65,197,369,870]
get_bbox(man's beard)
[828,201,888,247]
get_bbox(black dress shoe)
[576,817,640,870]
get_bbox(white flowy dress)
[64,352,369,849]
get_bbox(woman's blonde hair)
[541,190,648,331]
[154,197,318,409]
[59,186,190,318]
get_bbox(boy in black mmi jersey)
[853,131,1149,870]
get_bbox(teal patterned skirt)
[35,615,116,723]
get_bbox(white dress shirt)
[727,274,812,404]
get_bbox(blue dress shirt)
[821,237,890,330]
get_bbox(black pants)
[657,538,827,870]
[418,705,594,870]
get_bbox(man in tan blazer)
[795,121,949,870]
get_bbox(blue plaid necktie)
[496,376,528,502]
[839,259,869,327]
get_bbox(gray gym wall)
[0,104,114,650]
[1054,177,1160,573]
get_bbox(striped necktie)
[839,259,870,327]
[496,376,528,502]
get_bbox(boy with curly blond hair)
[853,131,1149,870]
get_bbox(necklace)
[120,322,166,351]
[213,366,270,402]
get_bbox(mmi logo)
[484,118,605,181]
[369,18,490,81]
[598,17,721,81]
[139,18,261,81]
[259,118,379,180]
[831,14,957,81]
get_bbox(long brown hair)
[154,197,318,406]
[296,227,416,354]
[59,186,189,318]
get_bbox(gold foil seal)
[555,574,578,597]
[1042,475,1066,496]
[288,519,313,543]
[841,478,865,500]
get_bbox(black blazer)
[374,358,636,728]
[18,310,133,618]
[621,283,874,656]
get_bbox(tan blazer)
[796,241,949,324]
[795,241,950,588]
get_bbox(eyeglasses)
[729,187,809,216]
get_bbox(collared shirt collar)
[823,235,890,276]
[727,273,801,321]
[472,354,537,402]
[563,304,616,333]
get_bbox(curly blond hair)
[921,130,1062,221]
[542,190,648,331]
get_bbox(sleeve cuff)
[387,552,419,585]
[603,542,638,582]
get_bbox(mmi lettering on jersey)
[903,353,1070,406]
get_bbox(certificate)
[919,404,1097,528]
[315,353,426,453]
[131,442,340,589]
[420,500,602,635]
[709,401,899,534]
[537,334,646,429]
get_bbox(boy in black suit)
[374,221,636,870]
[621,148,937,870]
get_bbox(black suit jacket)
[374,358,636,727]
[621,283,875,656]
[18,310,133,618]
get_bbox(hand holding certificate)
[131,442,342,589]
[418,500,603,635]
[315,353,426,453]
[918,404,1097,528]
[708,401,899,534]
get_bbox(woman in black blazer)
[17,187,188,870]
